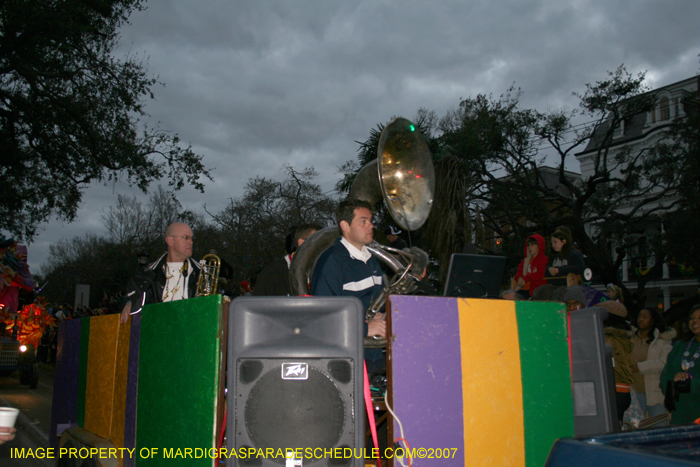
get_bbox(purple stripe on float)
[50,319,82,449]
[123,313,141,467]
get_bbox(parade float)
[0,237,53,388]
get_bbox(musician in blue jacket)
[311,199,386,373]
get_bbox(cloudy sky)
[23,0,700,273]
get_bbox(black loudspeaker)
[227,296,365,467]
[569,307,618,437]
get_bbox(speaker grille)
[327,360,352,384]
[240,359,264,384]
[244,365,345,458]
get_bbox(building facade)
[575,76,699,311]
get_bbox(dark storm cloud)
[23,0,700,271]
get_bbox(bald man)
[120,223,202,323]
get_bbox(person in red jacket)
[513,234,548,298]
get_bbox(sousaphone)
[290,117,435,305]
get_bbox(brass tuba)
[196,254,221,296]
[289,117,435,304]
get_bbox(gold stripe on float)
[458,298,525,467]
[84,315,120,440]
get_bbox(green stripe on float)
[515,301,575,467]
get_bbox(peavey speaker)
[227,296,365,467]
[569,307,618,437]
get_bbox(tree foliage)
[42,232,134,307]
[0,0,211,240]
[101,186,184,246]
[207,165,337,281]
[431,87,544,281]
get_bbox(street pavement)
[0,363,55,467]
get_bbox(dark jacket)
[412,279,438,296]
[660,338,700,425]
[545,248,585,287]
[125,253,201,314]
[253,255,293,296]
[387,237,408,250]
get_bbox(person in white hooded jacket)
[630,307,677,420]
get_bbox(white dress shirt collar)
[340,237,372,263]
